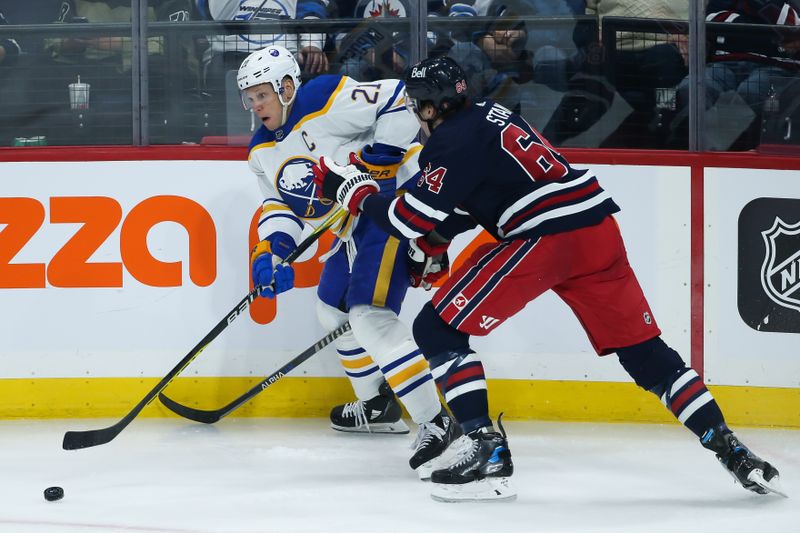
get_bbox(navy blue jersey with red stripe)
[365,98,620,242]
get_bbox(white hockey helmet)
[237,45,302,96]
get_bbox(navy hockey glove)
[313,154,378,215]
[408,237,450,290]
[251,232,297,298]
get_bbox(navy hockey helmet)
[403,57,469,116]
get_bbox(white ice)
[0,419,797,533]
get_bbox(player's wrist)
[414,236,449,257]
[348,184,379,214]
[267,232,297,262]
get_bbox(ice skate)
[430,415,516,502]
[701,424,786,497]
[409,407,469,480]
[330,381,409,434]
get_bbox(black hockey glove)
[312,154,378,215]
[408,236,450,290]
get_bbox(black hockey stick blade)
[62,208,347,450]
[158,322,351,423]
[62,287,262,450]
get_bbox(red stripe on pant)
[434,240,529,326]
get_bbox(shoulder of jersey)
[295,74,348,115]
[248,125,271,152]
[248,74,348,153]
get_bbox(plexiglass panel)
[1,0,798,151]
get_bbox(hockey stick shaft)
[158,322,351,423]
[62,207,346,450]
[276,207,347,268]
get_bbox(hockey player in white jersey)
[238,45,462,474]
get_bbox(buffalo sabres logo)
[760,216,800,313]
[275,157,334,219]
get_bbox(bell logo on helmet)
[411,67,427,78]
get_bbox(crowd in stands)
[0,0,798,150]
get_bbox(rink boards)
[0,148,798,426]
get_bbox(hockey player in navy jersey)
[239,46,463,476]
[312,56,785,502]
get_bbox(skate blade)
[430,477,517,503]
[417,436,473,481]
[748,470,789,498]
[330,419,410,434]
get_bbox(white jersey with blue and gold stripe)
[247,74,421,246]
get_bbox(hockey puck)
[44,486,64,502]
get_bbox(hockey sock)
[656,367,725,437]
[429,350,491,434]
[350,305,440,423]
[617,337,725,438]
[337,342,384,401]
[317,300,384,400]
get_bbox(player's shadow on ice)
[595,493,786,510]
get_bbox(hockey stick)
[158,321,351,423]
[62,207,347,450]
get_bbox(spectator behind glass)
[543,0,688,148]
[333,0,477,82]
[456,0,585,119]
[196,0,330,77]
[475,0,585,89]
[196,0,329,137]
[0,9,22,146]
[672,0,800,150]
[0,3,69,147]
[39,0,195,144]
[0,0,62,54]
[0,10,20,66]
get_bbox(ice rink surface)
[0,418,797,533]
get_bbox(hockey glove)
[407,237,450,290]
[251,233,297,298]
[312,154,379,215]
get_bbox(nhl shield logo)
[760,216,800,313]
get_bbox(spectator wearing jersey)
[196,0,330,78]
[333,0,478,82]
[195,0,330,137]
[671,0,800,149]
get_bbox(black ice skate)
[330,381,409,434]
[701,424,786,497]
[430,414,516,502]
[409,407,469,480]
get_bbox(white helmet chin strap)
[277,87,297,128]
